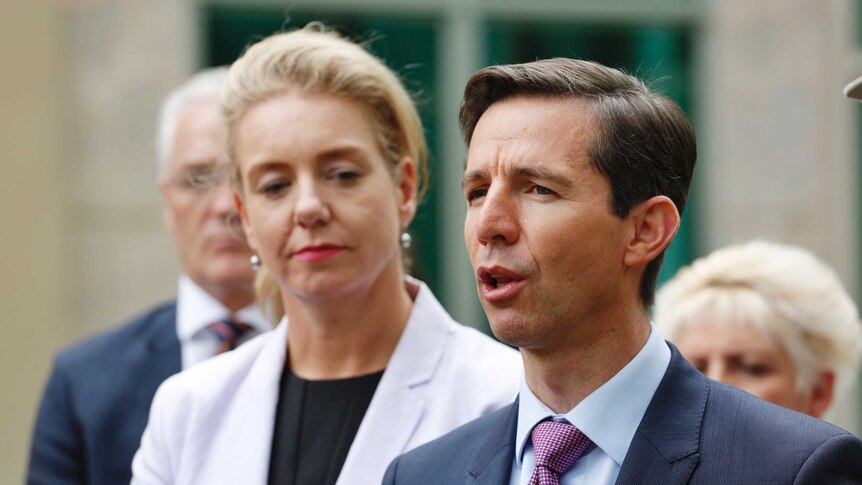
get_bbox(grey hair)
[156,67,229,177]
[655,240,862,399]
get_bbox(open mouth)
[476,266,526,303]
[479,272,517,288]
[477,266,525,290]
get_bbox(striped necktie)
[210,318,253,355]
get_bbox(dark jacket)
[384,344,862,484]
[27,302,181,485]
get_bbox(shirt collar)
[516,323,671,466]
[176,275,270,342]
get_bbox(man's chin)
[487,314,534,348]
[202,262,256,287]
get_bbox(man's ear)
[395,156,418,230]
[807,370,835,419]
[234,191,258,252]
[623,195,680,268]
[158,177,177,236]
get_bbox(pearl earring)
[250,254,261,271]
[400,232,412,249]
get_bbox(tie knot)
[530,420,592,475]
[211,318,253,353]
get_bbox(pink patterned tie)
[528,420,593,485]
[210,318,252,354]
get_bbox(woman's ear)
[395,156,418,229]
[807,370,835,418]
[234,190,258,252]
[623,195,680,269]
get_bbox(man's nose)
[294,179,330,228]
[474,187,518,246]
[210,179,235,216]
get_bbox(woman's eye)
[335,170,359,182]
[736,362,770,376]
[325,167,361,183]
[689,359,707,374]
[259,180,290,196]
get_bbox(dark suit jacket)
[27,302,181,485]
[383,344,862,484]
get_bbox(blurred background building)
[2,0,861,481]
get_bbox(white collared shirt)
[510,323,671,485]
[175,276,272,369]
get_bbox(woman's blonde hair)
[221,23,428,323]
[654,240,862,397]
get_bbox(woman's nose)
[294,180,330,228]
[704,362,727,383]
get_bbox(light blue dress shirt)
[510,324,671,485]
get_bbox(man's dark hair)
[459,58,697,306]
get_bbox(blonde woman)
[132,24,520,485]
[655,240,862,418]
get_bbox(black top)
[267,366,384,485]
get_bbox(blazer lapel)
[468,399,518,485]
[337,281,451,485]
[210,322,288,484]
[615,343,706,485]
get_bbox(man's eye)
[531,185,555,196]
[466,187,488,202]
[187,169,217,187]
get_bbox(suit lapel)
[615,343,707,485]
[337,282,451,485]
[467,399,518,484]
[124,304,181,469]
[141,303,182,388]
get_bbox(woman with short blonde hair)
[655,240,862,418]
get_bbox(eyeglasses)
[169,165,230,192]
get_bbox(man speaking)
[384,58,862,484]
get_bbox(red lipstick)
[293,243,345,262]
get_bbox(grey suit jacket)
[383,344,862,484]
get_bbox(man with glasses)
[27,68,270,485]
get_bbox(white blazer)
[132,280,521,485]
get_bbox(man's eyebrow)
[461,170,487,191]
[462,166,572,187]
[509,166,564,182]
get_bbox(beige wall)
[66,0,195,335]
[0,2,66,482]
[0,0,197,480]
